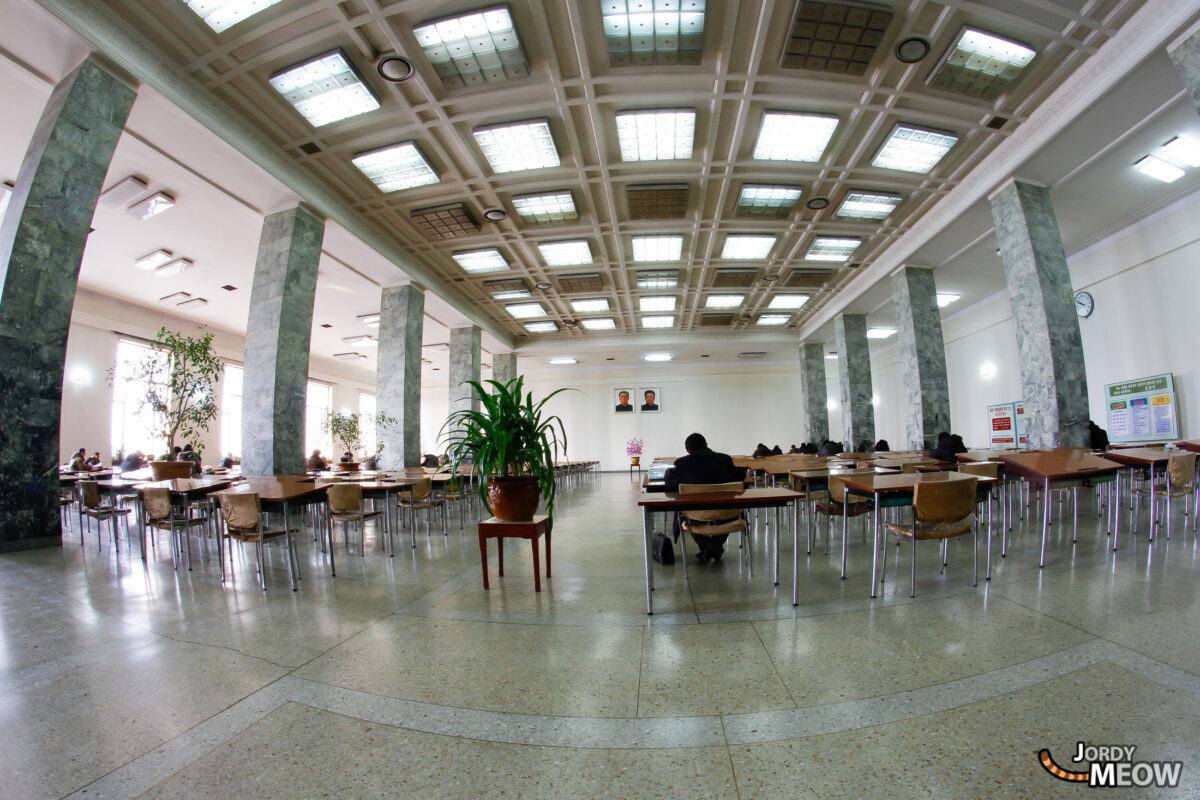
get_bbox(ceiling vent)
[558,273,604,293]
[712,269,757,288]
[738,351,768,359]
[298,142,322,156]
[781,1,893,76]
[411,202,480,239]
[627,184,689,219]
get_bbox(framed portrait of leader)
[639,387,661,413]
[614,388,634,413]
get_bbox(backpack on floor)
[652,532,674,565]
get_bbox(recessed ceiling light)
[333,352,368,361]
[825,352,838,360]
[721,235,775,260]
[1161,135,1200,167]
[183,0,285,32]
[483,208,507,221]
[641,315,675,328]
[705,294,744,308]
[806,197,830,210]
[452,248,510,273]
[343,335,378,346]
[570,298,610,313]
[753,112,839,162]
[176,297,208,310]
[638,296,676,312]
[512,191,577,223]
[895,36,931,63]
[524,321,558,333]
[358,313,380,327]
[534,281,552,290]
[269,51,380,127]
[538,240,592,266]
[473,120,560,173]
[99,176,147,208]
[602,2,705,67]
[872,124,958,173]
[936,292,960,307]
[644,352,673,362]
[763,273,780,282]
[930,28,1036,101]
[616,110,695,161]
[806,237,861,262]
[581,318,616,330]
[221,284,237,292]
[127,192,174,220]
[155,257,194,277]
[413,7,530,90]
[505,302,547,319]
[375,55,414,82]
[836,191,902,220]
[134,249,173,271]
[352,142,438,192]
[1134,155,1184,183]
[636,270,679,289]
[548,357,577,365]
[737,185,802,216]
[757,314,789,325]
[158,292,190,305]
[632,234,683,262]
[768,294,809,309]
[866,327,897,339]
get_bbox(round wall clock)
[1074,291,1094,318]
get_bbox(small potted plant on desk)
[441,377,571,521]
[626,437,644,467]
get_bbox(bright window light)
[721,235,775,259]
[806,237,861,262]
[636,270,679,289]
[706,294,744,308]
[638,296,676,312]
[1161,136,1200,167]
[269,52,380,127]
[601,3,705,67]
[581,318,616,330]
[866,327,897,339]
[836,191,901,220]
[524,321,558,333]
[632,234,683,262]
[641,315,675,328]
[936,292,960,308]
[452,249,510,273]
[473,120,560,173]
[644,352,673,362]
[548,357,577,365]
[872,124,958,173]
[413,7,530,89]
[768,294,809,310]
[757,314,790,325]
[538,240,592,266]
[183,0,286,33]
[134,249,173,271]
[737,185,802,211]
[512,191,577,222]
[616,110,695,161]
[352,142,438,192]
[570,298,610,313]
[506,302,547,319]
[1134,155,1184,183]
[753,113,839,162]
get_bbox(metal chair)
[79,480,131,551]
[143,487,212,570]
[882,476,979,597]
[1134,451,1197,540]
[398,478,447,538]
[327,483,383,556]
[217,492,298,590]
[676,482,751,579]
[814,470,874,578]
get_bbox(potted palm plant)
[441,377,571,521]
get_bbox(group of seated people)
[66,448,104,471]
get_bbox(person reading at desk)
[664,433,748,563]
[68,448,87,471]
[85,451,102,468]
[306,449,327,471]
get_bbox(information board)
[986,401,1026,448]
[1104,374,1178,443]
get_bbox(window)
[305,381,333,458]
[359,393,377,457]
[110,339,167,459]
[220,364,243,459]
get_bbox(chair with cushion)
[79,480,131,551]
[217,492,298,590]
[398,478,447,539]
[143,487,212,570]
[677,482,751,579]
[151,461,193,480]
[814,470,874,578]
[882,476,979,597]
[1134,451,1197,540]
[327,483,383,556]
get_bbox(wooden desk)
[1100,448,1180,536]
[220,477,328,583]
[636,488,799,614]
[1176,440,1200,454]
[353,479,419,554]
[134,477,233,566]
[957,449,1023,462]
[477,515,551,591]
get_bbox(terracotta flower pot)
[334,462,361,472]
[487,476,541,521]
[630,456,641,466]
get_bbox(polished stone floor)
[3,473,1200,799]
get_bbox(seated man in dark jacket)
[664,433,748,563]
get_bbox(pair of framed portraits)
[615,387,661,413]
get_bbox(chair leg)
[910,538,917,598]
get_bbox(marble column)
[892,266,951,450]
[377,284,423,468]
[0,57,135,551]
[448,326,482,427]
[1169,28,1200,112]
[492,352,517,388]
[988,179,1089,448]
[241,206,325,475]
[834,314,875,450]
[798,343,829,444]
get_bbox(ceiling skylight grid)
[929,27,1036,101]
[183,0,286,32]
[511,191,577,223]
[631,234,683,262]
[268,52,379,127]
[872,124,958,173]
[737,185,802,217]
[538,240,593,266]
[452,249,510,273]
[413,7,530,90]
[351,143,438,192]
[721,235,776,260]
[805,237,861,261]
[473,120,560,173]
[836,191,901,220]
[602,1,706,67]
[753,112,839,162]
[636,270,679,289]
[616,110,695,161]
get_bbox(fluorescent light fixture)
[570,298,610,313]
[176,297,208,310]
[183,0,286,32]
[452,249,509,273]
[505,302,547,319]
[343,335,378,346]
[721,235,775,260]
[413,7,530,90]
[753,112,838,162]
[1134,155,1184,183]
[523,321,558,333]
[492,290,530,300]
[538,240,592,266]
[155,257,194,277]
[269,52,380,127]
[641,315,675,328]
[805,237,861,262]
[757,314,790,325]
[134,249,173,271]
[824,352,838,360]
[548,357,577,365]
[158,292,190,305]
[581,318,616,330]
[836,191,902,220]
[632,234,683,262]
[643,352,673,362]
[333,352,368,361]
[601,2,705,67]
[930,28,1036,101]
[768,294,809,310]
[1161,135,1200,167]
[872,124,958,173]
[127,192,175,220]
[936,292,960,308]
[636,270,679,289]
[473,120,559,173]
[866,327,897,339]
[737,185,802,213]
[638,296,676,312]
[352,142,438,192]
[705,294,744,308]
[511,191,576,222]
[99,176,147,208]
[358,313,380,327]
[615,110,695,161]
[486,280,532,300]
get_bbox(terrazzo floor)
[3,472,1200,799]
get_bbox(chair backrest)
[678,482,744,522]
[828,471,873,503]
[913,477,978,524]
[219,492,261,531]
[901,459,937,474]
[143,487,172,521]
[410,478,432,501]
[327,483,363,514]
[1168,452,1197,487]
[957,461,999,479]
[151,461,192,480]
[80,480,100,510]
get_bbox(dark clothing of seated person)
[219,456,235,469]
[817,440,842,457]
[1088,420,1110,451]
[420,454,440,468]
[930,434,968,463]
[69,453,88,472]
[119,452,145,473]
[85,453,102,468]
[787,444,801,454]
[664,433,749,563]
[305,450,327,471]
[855,441,873,454]
[340,451,354,463]
[771,445,783,455]
[801,442,819,455]
[752,443,771,458]
[873,439,890,452]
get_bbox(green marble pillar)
[492,352,517,387]
[448,327,481,438]
[799,343,829,444]
[834,314,875,450]
[377,284,423,468]
[892,266,951,450]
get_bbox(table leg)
[985,485,993,580]
[1039,477,1050,568]
[1149,462,1157,539]
[283,503,297,591]
[322,502,336,578]
[792,497,800,606]
[479,533,490,590]
[643,507,654,615]
[773,505,780,585]
[531,535,541,592]
[870,492,881,598]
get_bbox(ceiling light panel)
[602,1,705,67]
[413,7,530,91]
[781,1,893,76]
[737,185,802,217]
[644,352,673,362]
[358,313,380,327]
[343,335,378,346]
[805,237,861,261]
[1134,155,1184,183]
[753,112,838,162]
[333,352,368,361]
[581,318,617,330]
[506,302,547,318]
[410,202,480,239]
[936,292,959,307]
[641,315,675,328]
[538,240,593,266]
[636,270,679,289]
[155,257,194,277]
[524,321,559,333]
[872,124,958,173]
[866,327,897,338]
[757,314,790,325]
[1161,136,1200,167]
[511,191,577,223]
[627,184,689,219]
[548,357,577,364]
[158,292,189,304]
[631,234,683,262]
[721,235,775,259]
[571,298,610,313]
[836,190,901,220]
[183,0,286,33]
[558,273,604,293]
[473,120,560,173]
[99,176,147,208]
[452,248,510,273]
[352,142,438,192]
[127,192,174,220]
[638,296,676,312]
[269,52,380,127]
[484,278,531,299]
[616,110,695,161]
[176,297,208,309]
[705,294,744,308]
[768,294,809,309]
[134,249,173,271]
[930,27,1036,101]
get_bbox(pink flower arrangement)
[625,437,644,456]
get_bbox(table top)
[958,449,1022,462]
[221,476,327,503]
[997,450,1121,480]
[1175,440,1200,453]
[638,487,799,509]
[479,514,550,531]
[791,466,894,480]
[1099,448,1175,466]
[840,471,995,495]
[135,477,233,497]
